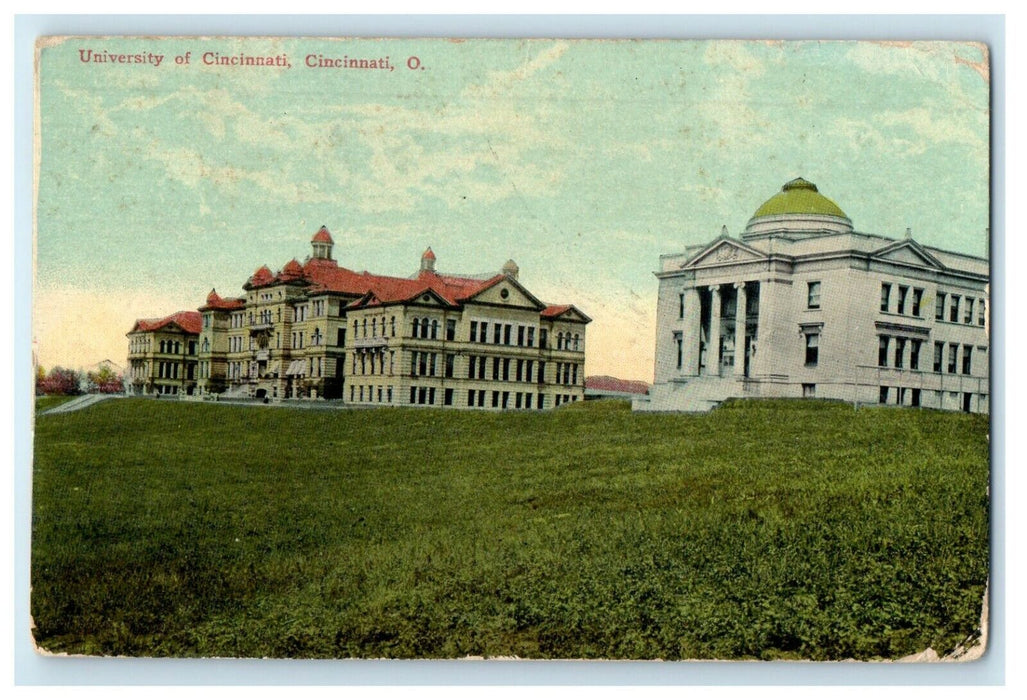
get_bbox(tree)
[86,365,125,394]
[37,367,83,396]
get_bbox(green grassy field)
[31,398,989,660]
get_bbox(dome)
[744,178,852,238]
[312,225,334,244]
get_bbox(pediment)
[871,241,945,270]
[463,276,546,310]
[683,239,766,269]
[549,306,591,324]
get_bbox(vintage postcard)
[31,36,990,663]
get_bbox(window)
[445,354,454,378]
[911,389,921,407]
[517,326,525,346]
[468,356,477,379]
[493,324,502,344]
[964,299,974,325]
[504,324,512,345]
[674,331,683,369]
[807,281,821,309]
[805,333,819,366]
[910,340,922,371]
[469,320,478,341]
[935,293,946,320]
[948,343,959,374]
[894,337,905,369]
[912,288,924,317]
[879,386,889,404]
[679,293,685,318]
[478,322,488,344]
[934,342,944,372]
[802,383,816,398]
[446,319,456,341]
[879,336,890,367]
[527,327,535,347]
[881,283,891,313]
[962,345,973,375]
[897,286,908,315]
[978,299,986,326]
[949,295,960,323]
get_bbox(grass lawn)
[30,398,989,660]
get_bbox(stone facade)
[133,226,590,409]
[636,178,989,413]
[126,311,201,396]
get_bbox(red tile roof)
[200,288,245,311]
[422,247,436,261]
[542,304,572,318]
[131,310,202,335]
[585,375,650,395]
[312,225,334,244]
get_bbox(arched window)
[372,318,377,337]
[431,319,439,339]
[413,318,421,338]
[573,334,580,351]
[557,332,564,350]
[391,317,396,336]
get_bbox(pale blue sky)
[34,37,990,379]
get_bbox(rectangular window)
[469,320,478,341]
[912,288,924,317]
[503,357,511,381]
[674,331,683,369]
[538,361,546,385]
[911,388,921,407]
[492,357,500,381]
[910,340,922,371]
[949,295,960,323]
[492,391,499,408]
[897,387,907,406]
[964,299,974,325]
[444,388,453,406]
[504,324,512,345]
[879,386,889,404]
[515,359,524,382]
[807,281,821,309]
[468,356,477,379]
[805,333,819,366]
[897,286,909,315]
[527,327,535,347]
[962,345,973,375]
[881,283,891,313]
[467,389,475,407]
[879,336,890,367]
[894,337,905,369]
[478,322,488,343]
[540,328,548,349]
[517,326,525,346]
[802,383,816,398]
[933,342,944,372]
[525,360,534,383]
[446,319,456,341]
[948,343,959,374]
[679,292,685,318]
[936,293,946,320]
[445,354,454,378]
[493,325,502,344]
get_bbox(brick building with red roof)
[146,226,592,407]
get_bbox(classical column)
[734,282,747,377]
[681,286,702,376]
[708,285,722,376]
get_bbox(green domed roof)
[751,178,848,220]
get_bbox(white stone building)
[634,178,989,413]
